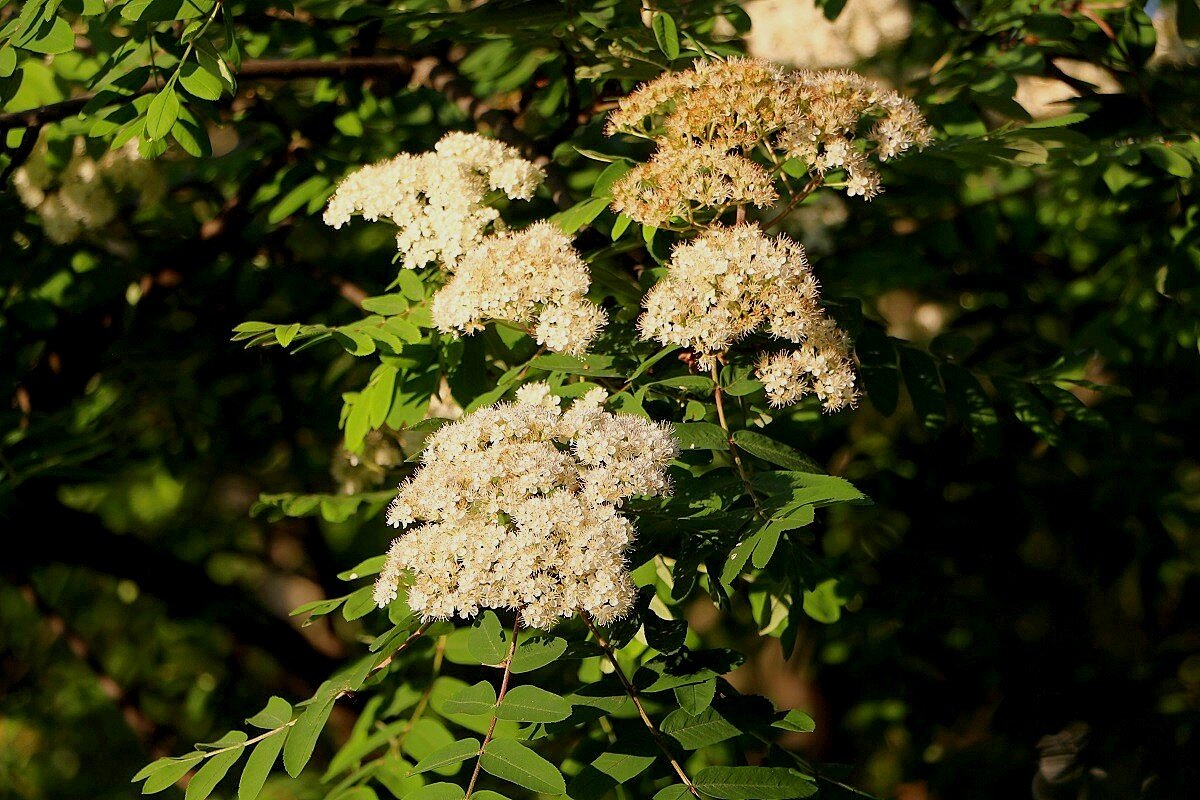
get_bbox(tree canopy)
[2,2,1199,800]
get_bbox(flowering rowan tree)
[4,2,1199,800]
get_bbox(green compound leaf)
[732,430,824,474]
[675,678,717,715]
[551,196,609,234]
[509,635,567,673]
[406,783,465,800]
[185,732,247,800]
[774,709,817,733]
[674,422,729,451]
[652,11,681,59]
[245,696,293,729]
[653,786,693,800]
[138,754,204,794]
[402,719,456,771]
[145,86,181,141]
[802,578,848,624]
[661,706,740,749]
[282,693,335,777]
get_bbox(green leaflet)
[410,738,481,775]
[468,611,507,665]
[442,680,498,716]
[661,706,740,749]
[283,696,335,777]
[494,685,572,723]
[693,766,817,799]
[185,732,247,800]
[479,738,566,795]
[238,732,285,800]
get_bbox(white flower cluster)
[607,57,932,207]
[431,222,607,355]
[639,225,857,411]
[757,317,858,412]
[14,138,166,244]
[323,132,545,269]
[373,384,678,628]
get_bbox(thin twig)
[465,615,522,799]
[710,362,766,518]
[762,177,822,229]
[367,621,432,679]
[579,612,700,797]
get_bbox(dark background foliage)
[2,1,1198,798]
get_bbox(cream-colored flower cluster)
[14,138,166,244]
[639,225,857,411]
[757,317,858,411]
[373,384,678,628]
[323,132,545,269]
[611,146,778,228]
[744,0,912,70]
[431,222,607,355]
[607,57,932,214]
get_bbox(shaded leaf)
[410,738,481,775]
[693,766,817,799]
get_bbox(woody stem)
[711,362,766,518]
[464,615,521,799]
[763,176,822,229]
[579,612,700,797]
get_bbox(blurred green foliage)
[2,1,1199,799]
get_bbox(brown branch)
[0,56,414,133]
[9,488,341,689]
[365,621,432,680]
[17,581,158,744]
[762,176,822,230]
[465,615,522,799]
[579,612,700,798]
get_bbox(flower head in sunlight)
[373,386,677,628]
[607,58,932,204]
[638,224,857,411]
[610,146,778,227]
[429,221,607,355]
[323,132,544,269]
[757,317,859,412]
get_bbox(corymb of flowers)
[372,385,677,630]
[323,131,607,356]
[638,224,858,412]
[608,56,934,224]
